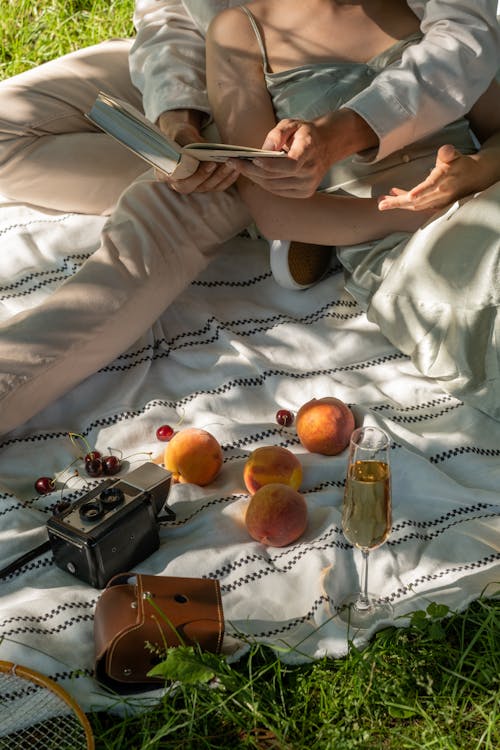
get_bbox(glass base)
[336,593,394,630]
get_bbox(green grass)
[92,598,499,749]
[1,4,499,748]
[0,0,134,79]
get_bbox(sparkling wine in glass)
[338,425,393,628]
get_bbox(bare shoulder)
[207,6,255,47]
[206,4,264,80]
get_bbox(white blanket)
[0,197,499,714]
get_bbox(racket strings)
[0,671,89,749]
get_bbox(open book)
[86,92,287,179]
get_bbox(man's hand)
[228,108,378,198]
[228,118,332,198]
[377,145,482,212]
[155,110,238,194]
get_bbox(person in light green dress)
[206,1,500,420]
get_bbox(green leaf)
[428,622,446,641]
[147,646,216,684]
[387,704,417,719]
[410,610,427,622]
[409,610,428,629]
[426,602,449,620]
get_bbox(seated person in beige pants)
[0,0,498,435]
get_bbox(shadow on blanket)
[0,198,499,713]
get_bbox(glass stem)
[357,550,371,611]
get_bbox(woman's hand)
[155,110,238,194]
[377,144,483,212]
[230,109,378,198]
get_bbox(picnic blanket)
[0,195,499,714]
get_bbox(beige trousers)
[0,40,250,434]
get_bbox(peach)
[296,397,355,455]
[243,445,302,494]
[245,483,308,547]
[164,427,223,485]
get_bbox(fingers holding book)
[155,160,239,194]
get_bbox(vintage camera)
[46,463,174,589]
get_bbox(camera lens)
[100,486,125,510]
[79,499,104,523]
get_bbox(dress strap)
[239,6,271,73]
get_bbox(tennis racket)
[0,660,94,749]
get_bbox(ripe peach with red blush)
[296,397,355,455]
[164,427,223,485]
[245,483,308,547]
[243,445,302,494]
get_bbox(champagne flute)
[338,425,393,628]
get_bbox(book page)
[87,93,287,172]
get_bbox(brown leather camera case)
[94,572,224,690]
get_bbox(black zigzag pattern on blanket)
[386,512,500,545]
[191,265,341,288]
[227,594,338,641]
[372,400,463,423]
[103,299,363,368]
[391,502,499,532]
[4,555,497,648]
[0,611,94,639]
[2,547,497,646]
[0,255,90,298]
[229,552,500,642]
[0,600,96,631]
[0,669,95,708]
[0,352,406,450]
[192,270,273,287]
[0,262,272,298]
[99,351,406,398]
[0,215,71,239]
[0,240,336,297]
[0,503,19,519]
[208,525,347,581]
[208,510,499,591]
[430,445,500,463]
[385,553,500,603]
[1,553,54,582]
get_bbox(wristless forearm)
[156,109,205,145]
[316,107,379,167]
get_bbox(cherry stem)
[53,456,81,480]
[68,431,93,457]
[58,470,79,500]
[124,451,154,461]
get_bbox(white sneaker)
[270,239,332,290]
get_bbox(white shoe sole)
[269,239,332,290]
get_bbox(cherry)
[85,457,104,477]
[103,455,121,475]
[35,476,56,495]
[276,409,294,427]
[156,424,174,442]
[84,450,101,465]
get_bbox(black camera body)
[46,463,174,589]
